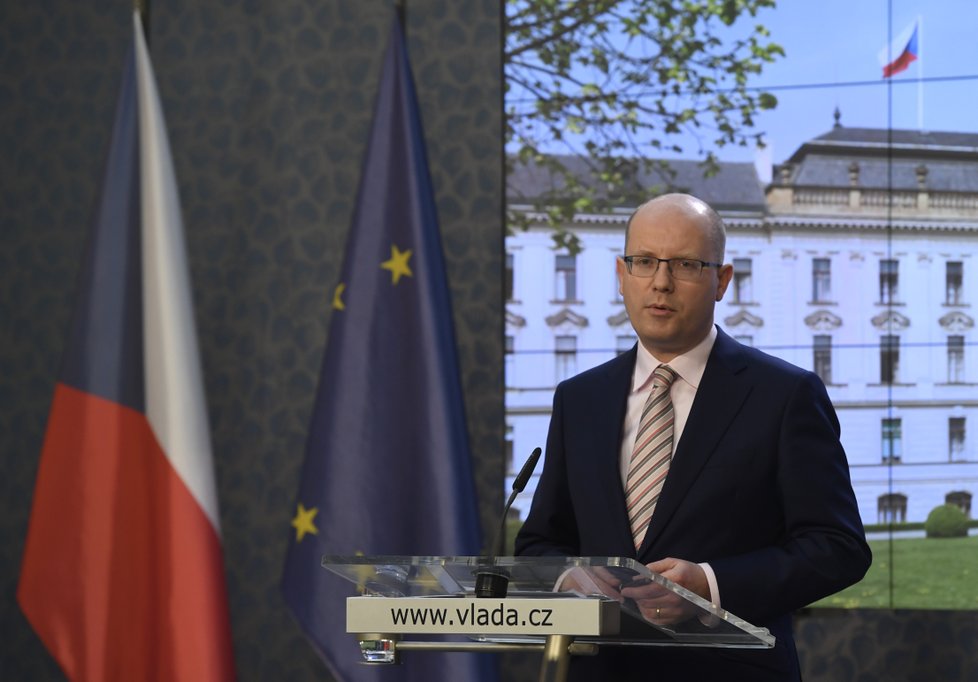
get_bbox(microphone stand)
[474,447,541,598]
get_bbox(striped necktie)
[625,364,679,549]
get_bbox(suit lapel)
[638,329,752,554]
[589,346,639,555]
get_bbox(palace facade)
[505,120,978,527]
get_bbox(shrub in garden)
[924,504,969,538]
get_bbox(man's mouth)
[647,302,674,312]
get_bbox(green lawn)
[506,521,978,610]
[812,535,978,610]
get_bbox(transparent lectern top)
[321,555,774,649]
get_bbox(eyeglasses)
[621,255,723,281]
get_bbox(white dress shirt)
[619,325,721,609]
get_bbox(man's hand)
[555,566,624,602]
[648,557,710,600]
[619,557,709,625]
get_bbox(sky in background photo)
[713,0,978,172]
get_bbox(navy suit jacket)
[515,327,871,680]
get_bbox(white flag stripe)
[877,19,917,67]
[133,13,222,532]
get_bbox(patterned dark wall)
[3,3,128,679]
[3,1,977,681]
[1,1,503,680]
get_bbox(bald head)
[616,192,734,361]
[625,193,726,262]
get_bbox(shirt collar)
[632,325,718,392]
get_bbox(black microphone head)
[512,447,542,493]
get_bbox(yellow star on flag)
[291,503,319,542]
[332,282,346,311]
[380,244,413,285]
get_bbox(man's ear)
[715,263,734,301]
[615,256,626,296]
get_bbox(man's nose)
[651,261,674,290]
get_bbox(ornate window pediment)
[724,309,764,328]
[871,310,910,331]
[606,309,630,327]
[545,307,589,328]
[939,311,975,333]
[804,309,842,331]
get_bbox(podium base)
[539,634,572,682]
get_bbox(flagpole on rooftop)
[916,15,923,130]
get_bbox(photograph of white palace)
[505,115,977,531]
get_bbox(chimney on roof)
[916,164,928,189]
[779,163,793,184]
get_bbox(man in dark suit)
[515,193,871,680]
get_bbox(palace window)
[882,418,902,463]
[950,417,966,461]
[878,493,907,523]
[812,258,831,302]
[554,254,577,301]
[555,335,577,382]
[880,335,900,384]
[505,253,514,302]
[948,335,965,384]
[946,491,972,517]
[880,259,899,304]
[732,258,753,304]
[505,335,515,378]
[814,335,832,385]
[947,261,963,305]
[616,335,635,356]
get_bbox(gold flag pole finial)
[135,0,151,43]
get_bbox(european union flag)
[281,17,494,682]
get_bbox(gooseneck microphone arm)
[474,447,542,598]
[489,447,541,558]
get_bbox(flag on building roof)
[281,16,495,682]
[17,12,235,681]
[879,19,919,78]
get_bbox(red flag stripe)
[17,384,235,681]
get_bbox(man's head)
[616,193,733,361]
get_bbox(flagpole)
[917,15,923,130]
[135,0,151,44]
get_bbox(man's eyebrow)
[628,251,700,259]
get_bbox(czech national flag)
[17,12,235,681]
[880,19,919,78]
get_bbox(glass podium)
[322,555,774,681]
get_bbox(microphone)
[474,447,542,598]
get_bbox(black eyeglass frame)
[621,255,724,279]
